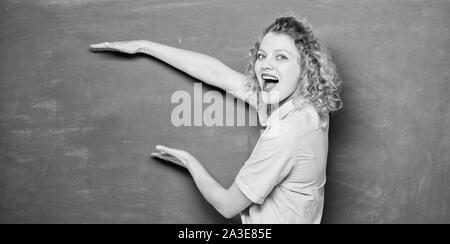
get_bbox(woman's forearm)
[186,160,232,218]
[91,39,255,107]
[152,145,251,219]
[137,40,240,92]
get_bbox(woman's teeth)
[262,74,279,81]
[261,74,279,92]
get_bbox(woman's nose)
[261,60,274,70]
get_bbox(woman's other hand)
[151,145,199,169]
[90,40,148,54]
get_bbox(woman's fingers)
[90,42,127,52]
[89,42,113,51]
[154,145,191,167]
[151,152,185,168]
[155,145,172,154]
[156,145,183,157]
[90,41,140,54]
[89,42,106,49]
[152,151,186,168]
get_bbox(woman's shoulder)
[284,103,328,135]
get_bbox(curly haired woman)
[90,16,343,224]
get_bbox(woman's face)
[254,32,301,105]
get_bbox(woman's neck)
[267,97,289,116]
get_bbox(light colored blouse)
[235,98,329,224]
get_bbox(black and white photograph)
[0,0,449,226]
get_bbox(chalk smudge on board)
[64,146,89,161]
[32,98,60,113]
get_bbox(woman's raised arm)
[90,40,257,109]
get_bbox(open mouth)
[261,73,279,92]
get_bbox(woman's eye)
[257,54,265,60]
[276,55,288,60]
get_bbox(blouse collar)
[258,98,302,127]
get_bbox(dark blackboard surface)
[0,0,449,223]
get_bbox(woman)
[90,16,342,224]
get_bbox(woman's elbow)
[219,209,237,219]
[217,205,239,219]
[213,185,249,219]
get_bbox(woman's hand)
[89,40,148,54]
[151,145,198,169]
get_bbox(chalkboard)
[0,0,449,223]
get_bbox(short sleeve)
[235,126,295,204]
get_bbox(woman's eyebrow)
[257,49,267,54]
[274,49,294,56]
[259,48,294,56]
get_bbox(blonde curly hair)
[246,16,343,114]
